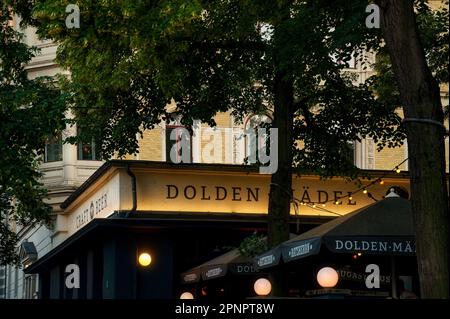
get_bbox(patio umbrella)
[254,192,415,298]
[181,248,258,284]
[255,193,415,270]
[181,234,297,284]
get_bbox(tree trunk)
[266,63,294,298]
[376,0,449,298]
[268,71,294,249]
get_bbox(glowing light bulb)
[363,189,368,194]
[317,267,339,288]
[138,252,152,267]
[254,278,272,296]
[180,292,194,299]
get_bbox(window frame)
[77,128,101,161]
[44,134,63,163]
[23,274,38,299]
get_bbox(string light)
[304,202,343,216]
[288,157,408,216]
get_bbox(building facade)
[2,3,449,299]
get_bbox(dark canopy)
[255,196,415,269]
[180,249,257,284]
[181,233,297,284]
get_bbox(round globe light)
[180,292,194,299]
[317,267,339,288]
[138,252,152,267]
[254,278,272,296]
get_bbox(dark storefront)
[28,215,321,299]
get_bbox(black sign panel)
[181,271,201,284]
[255,249,282,269]
[201,265,227,280]
[281,237,321,262]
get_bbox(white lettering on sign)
[338,266,390,286]
[257,255,275,267]
[75,192,108,230]
[334,240,415,253]
[205,268,222,278]
[236,265,257,273]
[183,274,198,283]
[288,243,313,258]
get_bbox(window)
[232,130,245,164]
[14,267,18,298]
[353,138,375,169]
[165,126,192,163]
[44,134,62,162]
[24,274,37,299]
[77,128,101,161]
[7,266,11,298]
[0,266,5,299]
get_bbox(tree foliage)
[0,4,67,264]
[6,0,446,257]
[238,232,267,258]
[369,0,449,111]
[15,0,406,179]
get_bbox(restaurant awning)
[181,233,298,284]
[181,249,257,284]
[255,194,415,269]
